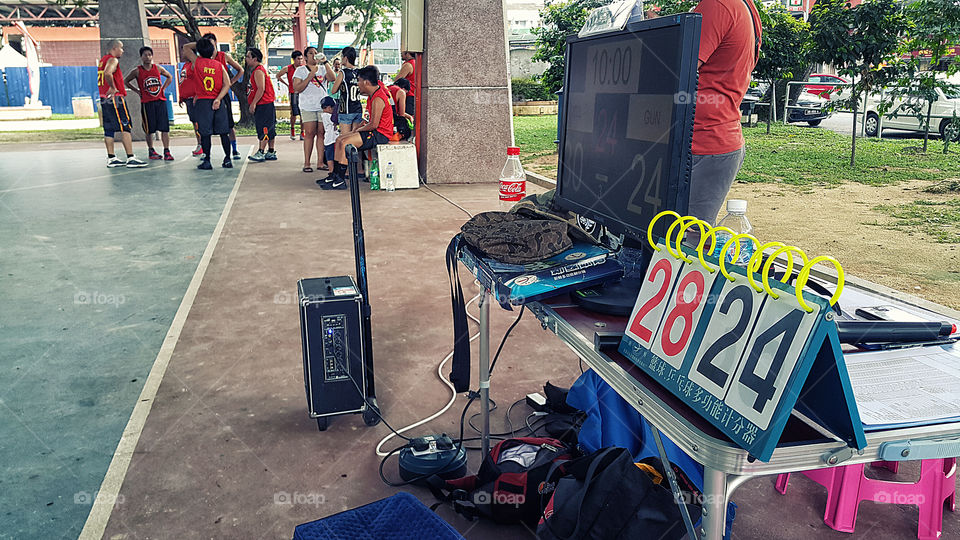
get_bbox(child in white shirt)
[320,96,339,174]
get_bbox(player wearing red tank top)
[177,44,204,157]
[124,46,174,160]
[244,48,278,163]
[97,40,146,168]
[186,33,244,159]
[191,38,233,170]
[320,65,394,190]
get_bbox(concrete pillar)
[420,0,513,183]
[99,0,150,142]
[293,0,308,52]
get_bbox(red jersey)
[368,84,394,138]
[402,58,416,98]
[193,57,226,100]
[214,50,229,68]
[283,64,296,91]
[136,64,166,103]
[247,65,275,105]
[387,85,403,111]
[691,0,762,155]
[97,54,126,98]
[178,62,197,99]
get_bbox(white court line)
[77,154,251,540]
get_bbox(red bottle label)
[499,179,526,202]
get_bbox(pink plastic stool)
[775,458,957,539]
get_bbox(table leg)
[478,289,491,457]
[702,467,729,540]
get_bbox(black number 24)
[696,285,754,388]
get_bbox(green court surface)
[0,145,245,539]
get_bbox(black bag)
[460,212,573,265]
[428,437,576,527]
[537,447,701,540]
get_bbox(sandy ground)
[527,154,960,310]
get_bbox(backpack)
[427,437,576,527]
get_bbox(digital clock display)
[555,17,701,243]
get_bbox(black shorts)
[406,95,416,118]
[223,96,236,129]
[254,102,276,140]
[141,100,169,134]
[358,130,390,151]
[193,98,230,136]
[185,100,197,124]
[289,93,301,117]
[101,96,132,137]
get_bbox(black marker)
[836,321,957,344]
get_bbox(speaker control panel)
[321,315,349,381]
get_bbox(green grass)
[511,115,960,187]
[873,199,960,243]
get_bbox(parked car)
[862,79,960,141]
[804,73,847,99]
[787,93,831,126]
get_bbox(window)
[219,43,230,52]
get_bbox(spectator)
[124,46,174,160]
[277,50,304,140]
[687,0,762,224]
[328,57,342,101]
[245,47,278,163]
[291,46,335,173]
[319,66,394,190]
[394,51,417,117]
[331,46,363,135]
[388,78,414,125]
[319,96,338,173]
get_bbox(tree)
[884,0,960,153]
[149,0,204,42]
[312,0,354,51]
[809,0,907,166]
[230,0,291,60]
[753,5,813,123]
[222,0,263,127]
[346,0,400,50]
[532,0,605,94]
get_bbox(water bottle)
[713,199,754,266]
[498,146,526,210]
[384,161,396,192]
[369,159,380,190]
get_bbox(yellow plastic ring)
[762,245,809,299]
[647,210,682,252]
[675,218,713,266]
[718,233,759,282]
[747,241,789,293]
[696,225,734,273]
[665,216,695,259]
[795,255,845,313]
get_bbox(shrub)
[511,78,554,102]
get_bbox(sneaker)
[264,150,277,161]
[319,177,347,190]
[164,150,174,161]
[299,135,304,140]
[248,150,266,162]
[148,149,162,160]
[290,134,297,140]
[197,159,212,170]
[222,157,233,169]
[107,157,125,168]
[315,174,338,187]
[232,150,241,160]
[126,156,148,168]
[192,148,205,157]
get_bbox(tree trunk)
[850,76,858,168]
[767,80,774,134]
[922,100,932,153]
[235,0,263,127]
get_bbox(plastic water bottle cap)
[726,199,747,214]
[507,147,520,156]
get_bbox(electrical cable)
[468,397,524,437]
[488,306,525,375]
[423,183,473,218]
[374,283,483,457]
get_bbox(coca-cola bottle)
[499,146,526,211]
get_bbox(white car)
[863,78,960,141]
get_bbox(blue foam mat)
[293,492,464,540]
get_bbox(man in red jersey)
[124,46,174,160]
[178,44,204,157]
[186,33,243,159]
[277,50,304,140]
[687,0,762,224]
[394,51,417,117]
[97,40,146,168]
[191,38,233,170]
[245,48,278,163]
[320,65,393,190]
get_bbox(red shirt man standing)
[124,46,174,160]
[97,40,146,168]
[687,0,761,225]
